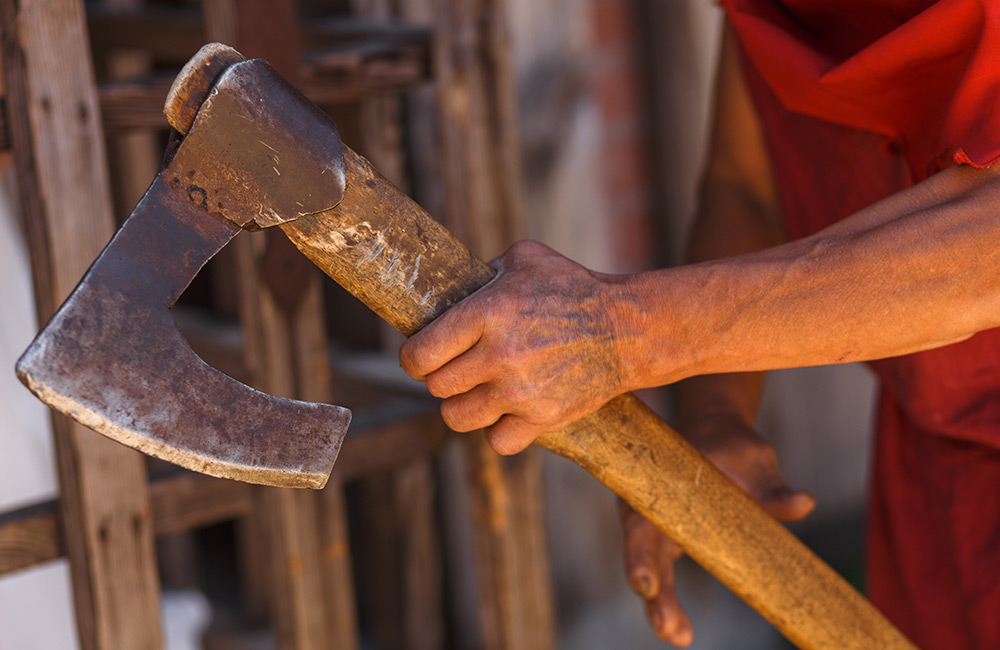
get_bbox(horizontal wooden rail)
[0,14,432,148]
[0,401,452,577]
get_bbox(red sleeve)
[720,0,1000,180]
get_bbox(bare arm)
[399,28,1000,452]
[677,24,783,430]
[620,28,813,647]
[613,160,1000,392]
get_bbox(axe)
[16,44,915,650]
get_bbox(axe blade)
[16,171,350,489]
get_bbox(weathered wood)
[281,148,917,650]
[0,1,163,648]
[93,52,428,136]
[316,483,360,650]
[394,0,556,644]
[0,501,63,575]
[203,3,360,648]
[395,457,444,650]
[0,410,447,578]
[0,97,10,150]
[100,0,162,221]
[88,6,428,64]
[150,473,254,537]
[338,408,451,481]
[87,6,205,62]
[96,76,174,133]
[423,2,555,647]
[0,474,251,577]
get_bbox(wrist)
[600,267,709,392]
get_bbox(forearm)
[615,163,1000,389]
[672,177,781,426]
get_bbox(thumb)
[755,481,815,522]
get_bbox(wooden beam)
[0,15,433,147]
[87,7,205,63]
[0,1,163,648]
[0,501,63,575]
[150,473,254,537]
[399,0,558,646]
[0,97,9,150]
[0,407,449,578]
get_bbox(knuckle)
[439,400,473,433]
[485,420,533,455]
[532,401,564,428]
[425,372,456,399]
[399,340,431,379]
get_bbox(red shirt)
[720,1,1000,648]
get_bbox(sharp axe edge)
[13,171,351,490]
[17,362,345,490]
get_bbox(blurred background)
[0,0,876,648]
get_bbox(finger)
[758,484,816,522]
[648,533,692,647]
[647,585,694,647]
[483,415,540,455]
[399,300,486,381]
[621,509,661,599]
[424,348,493,399]
[439,384,503,433]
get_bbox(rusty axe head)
[16,44,351,489]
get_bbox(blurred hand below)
[619,412,815,646]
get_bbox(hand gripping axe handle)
[18,45,914,650]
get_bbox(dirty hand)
[619,411,815,646]
[399,240,629,454]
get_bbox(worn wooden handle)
[281,147,916,650]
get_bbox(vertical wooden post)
[0,1,163,649]
[202,2,360,648]
[400,0,557,647]
[99,0,160,221]
[349,2,448,645]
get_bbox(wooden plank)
[0,2,163,648]
[100,0,162,220]
[0,473,252,578]
[337,408,451,482]
[86,7,428,64]
[97,76,174,133]
[347,1,448,636]
[316,483,359,650]
[92,52,428,135]
[149,473,254,537]
[0,97,9,150]
[399,0,557,646]
[0,501,62,575]
[87,7,205,62]
[395,457,444,650]
[0,409,447,578]
[203,3,360,648]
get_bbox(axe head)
[16,44,351,489]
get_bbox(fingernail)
[632,570,654,597]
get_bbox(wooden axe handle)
[281,147,916,650]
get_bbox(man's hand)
[399,240,630,454]
[620,411,815,646]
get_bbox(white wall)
[0,164,80,650]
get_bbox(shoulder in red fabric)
[721,0,1000,180]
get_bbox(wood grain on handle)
[281,147,917,650]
